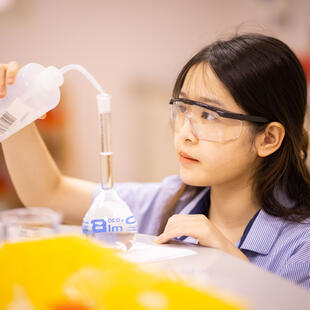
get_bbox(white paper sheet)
[120,241,196,263]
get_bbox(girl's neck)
[208,178,261,232]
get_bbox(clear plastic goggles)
[170,98,269,142]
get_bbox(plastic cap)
[38,66,64,91]
[97,93,111,113]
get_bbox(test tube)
[97,94,113,190]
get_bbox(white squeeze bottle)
[0,62,106,142]
[0,63,64,142]
[0,61,138,251]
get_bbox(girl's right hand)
[0,61,20,98]
[0,61,46,119]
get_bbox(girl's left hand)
[154,214,249,262]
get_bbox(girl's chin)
[179,169,209,187]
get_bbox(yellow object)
[0,235,244,310]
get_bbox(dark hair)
[171,33,310,223]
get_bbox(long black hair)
[171,33,310,223]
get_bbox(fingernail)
[7,78,13,84]
[154,236,161,243]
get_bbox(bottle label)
[0,98,32,135]
[82,216,137,235]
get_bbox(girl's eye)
[201,111,217,120]
[178,104,187,113]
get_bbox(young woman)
[1,33,309,288]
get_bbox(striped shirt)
[93,175,310,289]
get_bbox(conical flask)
[82,94,137,251]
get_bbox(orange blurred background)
[0,0,309,209]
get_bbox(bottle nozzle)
[38,66,64,91]
[59,64,105,95]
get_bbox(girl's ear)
[255,122,285,157]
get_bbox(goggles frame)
[169,98,270,124]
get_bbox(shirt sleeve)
[91,175,184,234]
[279,262,310,289]
[279,233,310,289]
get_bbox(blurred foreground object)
[0,235,245,310]
[0,207,62,242]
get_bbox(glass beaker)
[0,207,62,242]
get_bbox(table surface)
[60,225,310,310]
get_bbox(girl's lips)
[178,152,199,164]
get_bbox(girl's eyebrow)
[179,91,226,108]
[198,96,226,108]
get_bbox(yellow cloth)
[0,235,245,310]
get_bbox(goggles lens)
[170,100,243,142]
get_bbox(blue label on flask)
[82,216,137,235]
[82,220,89,234]
[92,219,108,233]
[126,216,136,225]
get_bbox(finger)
[168,214,205,221]
[166,214,207,226]
[156,224,191,243]
[6,61,20,84]
[184,214,209,222]
[156,218,206,244]
[155,229,185,243]
[162,215,197,238]
[166,214,190,225]
[0,64,8,97]
[38,113,47,120]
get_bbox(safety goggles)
[169,98,269,142]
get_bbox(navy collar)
[189,188,211,215]
[184,188,284,255]
[237,210,260,249]
[238,210,286,255]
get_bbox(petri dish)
[0,207,62,242]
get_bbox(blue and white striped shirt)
[93,175,310,289]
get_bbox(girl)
[1,33,310,288]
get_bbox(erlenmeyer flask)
[82,94,137,251]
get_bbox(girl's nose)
[178,115,199,143]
